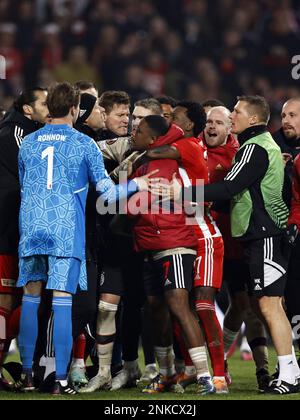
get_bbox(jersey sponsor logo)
[1,278,17,288]
[79,109,87,117]
[254,284,262,291]
[38,134,66,142]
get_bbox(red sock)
[73,333,86,360]
[0,307,11,365]
[7,305,21,340]
[195,300,225,377]
[173,321,193,367]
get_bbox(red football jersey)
[172,137,222,240]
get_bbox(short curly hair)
[177,101,207,137]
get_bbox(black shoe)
[2,362,22,383]
[256,368,271,393]
[15,373,36,392]
[266,379,300,395]
[52,381,78,396]
[270,364,279,385]
[39,372,56,393]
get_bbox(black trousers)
[34,260,99,360]
[120,239,155,365]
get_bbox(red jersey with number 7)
[172,137,222,240]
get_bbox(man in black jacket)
[81,94,160,393]
[152,96,300,395]
[0,87,48,388]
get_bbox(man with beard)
[273,98,300,366]
[16,82,153,395]
[153,96,300,395]
[202,106,270,392]
[0,87,49,390]
[20,88,148,392]
[81,97,163,393]
[273,99,300,206]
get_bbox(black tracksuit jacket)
[0,107,41,254]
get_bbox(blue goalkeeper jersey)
[18,124,138,260]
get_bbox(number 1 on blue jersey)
[42,146,54,190]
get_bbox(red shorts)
[194,237,224,290]
[0,255,20,294]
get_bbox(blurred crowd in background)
[0,0,300,130]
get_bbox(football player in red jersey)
[147,102,228,393]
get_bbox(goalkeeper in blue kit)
[16,83,153,395]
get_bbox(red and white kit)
[172,137,224,290]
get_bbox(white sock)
[97,301,118,376]
[223,327,239,357]
[188,347,210,379]
[155,346,176,377]
[292,347,300,377]
[39,356,56,381]
[98,342,114,376]
[58,380,68,387]
[278,354,297,384]
[71,358,85,369]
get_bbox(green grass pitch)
[0,349,299,400]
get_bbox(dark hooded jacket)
[0,107,41,254]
